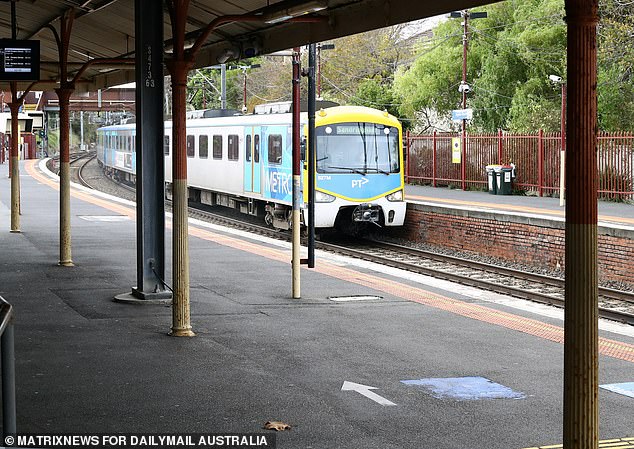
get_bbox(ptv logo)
[352,178,369,188]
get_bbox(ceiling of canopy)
[0,0,494,92]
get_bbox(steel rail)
[76,153,97,188]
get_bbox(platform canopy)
[0,0,494,92]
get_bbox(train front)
[310,106,406,231]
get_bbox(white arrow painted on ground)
[341,381,397,406]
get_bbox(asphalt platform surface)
[0,160,633,449]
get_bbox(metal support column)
[53,10,75,267]
[56,87,74,266]
[131,0,170,301]
[8,101,20,233]
[559,82,567,206]
[307,44,316,268]
[461,11,469,191]
[221,63,227,110]
[166,0,194,336]
[563,1,599,448]
[291,47,301,298]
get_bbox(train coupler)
[352,203,381,226]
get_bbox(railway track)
[60,151,97,187]
[70,158,634,326]
[185,204,634,326]
[319,239,634,325]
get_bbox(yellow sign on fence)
[452,137,461,163]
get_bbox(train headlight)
[386,190,403,202]
[316,191,336,203]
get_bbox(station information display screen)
[0,40,40,81]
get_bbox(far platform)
[405,183,634,227]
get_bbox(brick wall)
[397,203,634,285]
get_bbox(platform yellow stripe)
[27,159,634,365]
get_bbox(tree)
[395,0,634,133]
[394,0,568,133]
[319,25,412,118]
[597,0,634,130]
[187,66,248,111]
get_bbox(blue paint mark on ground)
[600,382,634,398]
[401,376,525,400]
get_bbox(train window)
[254,135,260,163]
[213,135,223,159]
[186,135,195,158]
[246,135,252,162]
[199,135,208,159]
[163,136,170,155]
[228,134,239,160]
[268,134,282,164]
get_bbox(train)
[96,104,406,232]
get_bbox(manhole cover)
[328,295,383,302]
[78,215,130,222]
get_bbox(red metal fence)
[406,130,634,201]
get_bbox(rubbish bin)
[485,165,501,194]
[496,166,514,195]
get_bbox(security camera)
[458,82,471,94]
[549,75,562,83]
[241,105,248,114]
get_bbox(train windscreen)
[315,122,399,174]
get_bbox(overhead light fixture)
[263,0,328,24]
[217,46,241,64]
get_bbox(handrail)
[0,296,12,335]
[1,295,16,438]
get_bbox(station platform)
[1,160,634,449]
[405,184,634,228]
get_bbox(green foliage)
[319,25,411,109]
[352,77,399,118]
[394,0,634,132]
[393,19,464,126]
[395,0,569,132]
[597,1,634,131]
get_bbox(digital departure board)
[0,40,40,81]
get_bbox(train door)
[243,127,262,194]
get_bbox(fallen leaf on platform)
[263,421,291,431]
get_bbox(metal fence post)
[405,130,410,184]
[432,130,437,187]
[538,129,544,197]
[497,129,503,164]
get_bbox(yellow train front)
[306,105,406,232]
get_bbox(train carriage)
[97,105,406,232]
